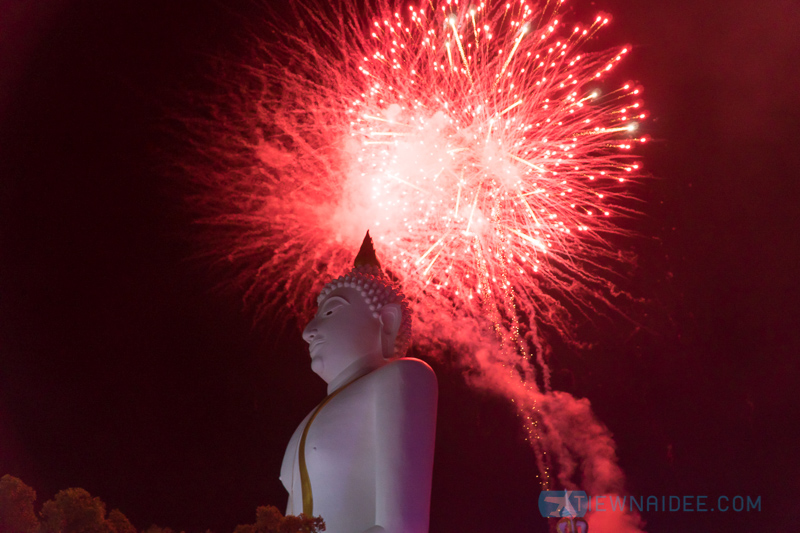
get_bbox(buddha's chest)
[281,387,378,496]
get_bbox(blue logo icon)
[538,490,588,518]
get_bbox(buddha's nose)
[302,321,317,343]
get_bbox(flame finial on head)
[353,231,382,270]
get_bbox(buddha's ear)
[378,303,402,358]
[378,303,402,336]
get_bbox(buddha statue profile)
[280,232,438,533]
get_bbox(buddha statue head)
[302,232,412,386]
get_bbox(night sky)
[1,1,799,532]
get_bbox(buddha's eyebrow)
[320,295,349,308]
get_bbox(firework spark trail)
[187,0,646,529]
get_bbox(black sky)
[1,1,799,532]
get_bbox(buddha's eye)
[319,298,345,317]
[321,304,342,317]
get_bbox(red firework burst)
[190,0,645,373]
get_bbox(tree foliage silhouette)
[0,476,324,533]
[0,475,38,533]
[39,487,114,533]
[233,505,325,533]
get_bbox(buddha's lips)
[309,341,325,357]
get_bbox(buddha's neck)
[327,355,386,395]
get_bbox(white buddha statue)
[280,232,438,533]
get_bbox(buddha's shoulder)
[372,357,437,386]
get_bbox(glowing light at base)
[186,0,646,528]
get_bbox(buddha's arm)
[371,358,438,533]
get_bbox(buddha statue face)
[302,286,385,384]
